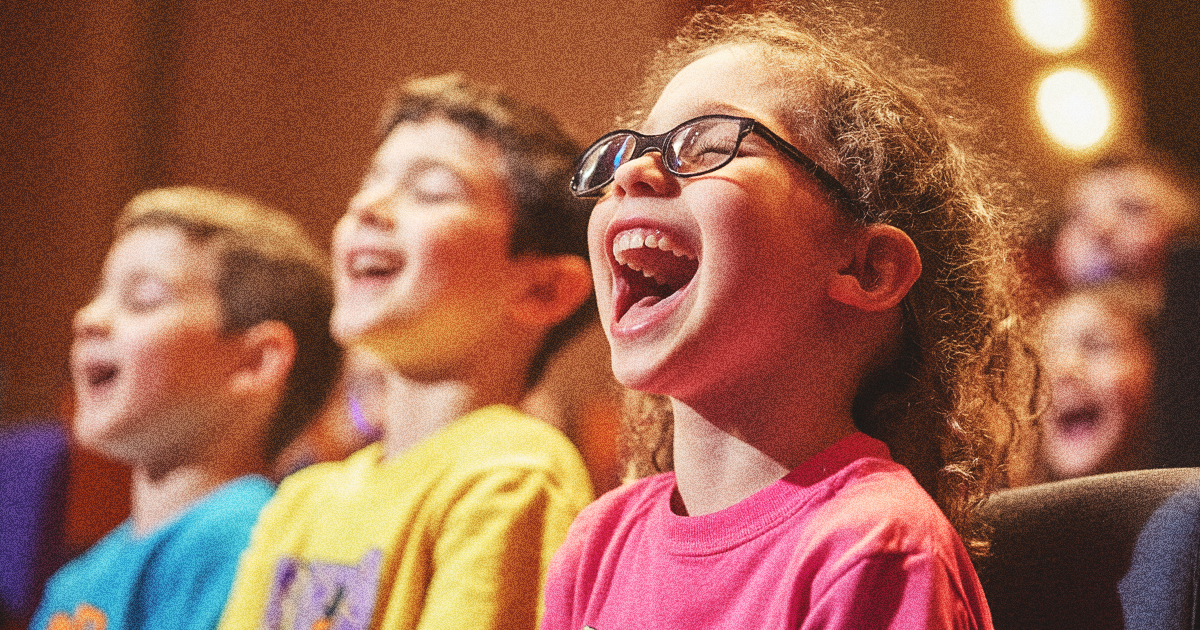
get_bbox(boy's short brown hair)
[375,73,596,388]
[118,186,341,462]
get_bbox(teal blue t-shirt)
[31,475,273,630]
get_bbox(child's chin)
[74,423,131,461]
[331,311,377,347]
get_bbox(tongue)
[620,295,668,325]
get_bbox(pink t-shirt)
[541,432,992,630]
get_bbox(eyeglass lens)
[573,117,746,196]
[669,118,742,175]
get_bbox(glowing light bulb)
[1012,0,1089,53]
[1036,68,1112,151]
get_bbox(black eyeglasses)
[570,114,857,207]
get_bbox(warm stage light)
[1036,68,1112,152]
[1012,0,1089,53]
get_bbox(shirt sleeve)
[802,549,982,630]
[414,464,581,630]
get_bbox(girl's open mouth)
[611,228,699,324]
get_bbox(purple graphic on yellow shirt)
[263,549,382,630]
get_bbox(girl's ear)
[828,224,922,312]
[510,255,593,328]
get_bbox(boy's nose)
[610,153,681,199]
[347,187,397,231]
[73,299,111,339]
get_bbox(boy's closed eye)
[359,159,473,206]
[120,273,175,313]
[404,164,470,205]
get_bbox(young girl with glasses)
[542,3,1040,628]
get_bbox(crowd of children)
[16,1,1200,629]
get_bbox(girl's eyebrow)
[644,102,756,132]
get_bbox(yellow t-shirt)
[217,404,593,630]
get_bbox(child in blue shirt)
[32,186,342,630]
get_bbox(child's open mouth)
[611,228,698,323]
[346,250,402,284]
[83,360,119,393]
[1052,404,1102,441]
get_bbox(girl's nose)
[609,152,681,198]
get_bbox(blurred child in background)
[1036,283,1157,482]
[32,186,340,630]
[1054,149,1199,300]
[218,74,596,630]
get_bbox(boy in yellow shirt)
[218,74,596,630]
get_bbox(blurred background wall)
[2,0,1197,540]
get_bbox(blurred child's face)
[71,226,242,465]
[587,45,847,400]
[1055,166,1185,287]
[1041,293,1153,479]
[331,117,525,376]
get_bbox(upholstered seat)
[0,420,70,629]
[977,468,1200,630]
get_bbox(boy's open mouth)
[611,228,698,322]
[347,250,402,282]
[84,361,119,390]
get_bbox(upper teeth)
[350,252,395,275]
[609,228,696,265]
[612,230,696,276]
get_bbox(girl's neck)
[669,387,857,517]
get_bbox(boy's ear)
[229,320,298,396]
[510,255,593,328]
[827,224,922,312]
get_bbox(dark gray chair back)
[976,468,1200,630]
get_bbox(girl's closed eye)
[685,137,740,170]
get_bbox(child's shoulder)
[269,404,590,507]
[564,471,675,540]
[187,474,275,521]
[803,435,964,562]
[434,404,593,496]
[154,475,274,564]
[442,404,580,464]
[271,441,383,503]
